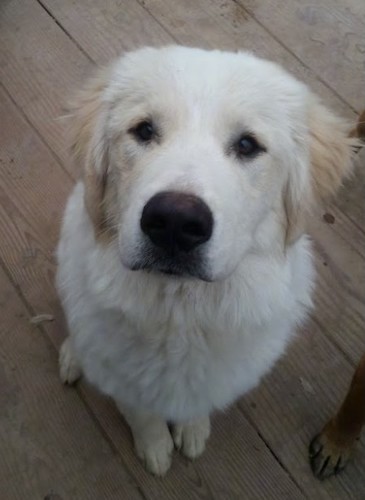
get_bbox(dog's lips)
[131,261,203,280]
[126,253,212,281]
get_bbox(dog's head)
[67,46,355,281]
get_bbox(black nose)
[140,191,213,254]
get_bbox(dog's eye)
[235,134,265,158]
[131,121,155,143]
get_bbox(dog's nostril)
[140,191,213,254]
[182,221,205,238]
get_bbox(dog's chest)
[77,256,307,420]
[77,302,283,421]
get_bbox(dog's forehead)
[107,46,307,127]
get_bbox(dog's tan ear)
[67,68,111,237]
[285,99,357,246]
[284,177,310,247]
[308,99,355,203]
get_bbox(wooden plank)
[334,150,365,229]
[0,84,304,498]
[305,154,365,363]
[311,242,365,364]
[0,0,92,170]
[0,275,143,499]
[235,0,365,111]
[0,83,144,500]
[40,0,172,63]
[239,319,365,499]
[0,84,73,323]
[134,0,355,119]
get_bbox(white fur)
[56,46,316,475]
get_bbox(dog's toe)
[173,417,210,460]
[309,432,352,480]
[59,338,82,385]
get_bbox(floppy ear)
[67,68,111,238]
[308,100,355,202]
[285,98,357,246]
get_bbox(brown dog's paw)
[309,427,355,479]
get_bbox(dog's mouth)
[128,246,212,281]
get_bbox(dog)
[56,46,356,476]
[310,111,365,480]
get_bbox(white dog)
[56,46,354,475]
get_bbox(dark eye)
[235,134,265,158]
[131,120,155,143]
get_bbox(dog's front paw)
[135,432,174,476]
[173,417,210,460]
[309,423,356,479]
[59,338,82,385]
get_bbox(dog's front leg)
[172,416,211,460]
[310,354,365,479]
[118,404,174,476]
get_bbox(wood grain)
[235,0,365,111]
[41,0,172,64]
[139,0,355,119]
[38,0,356,118]
[0,270,143,499]
[239,319,365,499]
[0,0,92,170]
[0,84,73,328]
[334,150,365,230]
[305,155,365,363]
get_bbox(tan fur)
[285,99,359,246]
[284,181,310,247]
[309,99,356,201]
[67,68,111,238]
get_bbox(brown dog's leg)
[309,355,365,479]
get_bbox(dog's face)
[69,46,353,281]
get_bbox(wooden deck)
[0,1,364,498]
